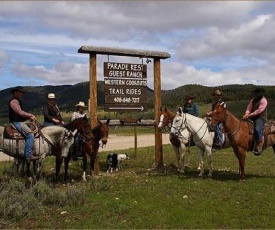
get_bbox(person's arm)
[243,99,253,119]
[247,98,268,118]
[10,99,35,120]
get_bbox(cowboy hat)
[185,94,195,100]
[212,89,222,96]
[10,86,25,94]
[47,93,56,99]
[252,88,265,95]
[75,101,87,107]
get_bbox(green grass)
[1,143,275,229]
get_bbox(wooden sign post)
[78,46,170,175]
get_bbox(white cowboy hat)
[48,93,56,99]
[75,101,87,107]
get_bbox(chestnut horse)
[210,102,275,181]
[65,116,110,181]
[158,107,192,173]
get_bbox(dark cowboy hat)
[10,86,26,94]
[185,94,195,100]
[252,87,265,95]
[212,89,222,96]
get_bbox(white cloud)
[0,1,275,90]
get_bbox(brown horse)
[210,102,275,181]
[158,107,193,173]
[65,116,110,181]
[158,107,176,131]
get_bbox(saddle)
[4,122,40,140]
[247,119,275,136]
[4,124,24,140]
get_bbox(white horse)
[158,107,192,173]
[0,125,77,181]
[170,107,215,177]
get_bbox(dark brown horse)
[158,107,176,131]
[210,102,275,181]
[65,116,110,181]
[158,107,192,173]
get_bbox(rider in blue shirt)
[183,95,199,117]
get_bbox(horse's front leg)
[205,146,213,177]
[197,147,205,177]
[179,143,188,173]
[171,145,183,173]
[234,148,246,181]
[64,156,71,181]
[55,155,63,179]
[82,155,88,181]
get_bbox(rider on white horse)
[8,86,40,162]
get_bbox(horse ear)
[164,107,168,112]
[106,119,110,125]
[178,107,183,114]
[160,107,163,112]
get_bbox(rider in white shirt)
[71,101,87,160]
[71,101,87,121]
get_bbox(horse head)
[61,128,78,156]
[92,118,110,147]
[210,102,226,126]
[170,107,185,136]
[158,106,175,130]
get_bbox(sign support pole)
[89,53,100,175]
[154,58,163,168]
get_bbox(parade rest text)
[104,62,147,78]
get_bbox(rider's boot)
[26,154,41,163]
[254,138,264,156]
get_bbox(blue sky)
[0,1,275,91]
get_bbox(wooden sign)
[104,62,148,112]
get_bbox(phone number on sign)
[113,97,140,103]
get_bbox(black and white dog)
[106,153,130,173]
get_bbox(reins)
[183,113,209,143]
[219,111,241,138]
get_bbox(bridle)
[159,113,174,133]
[172,113,209,143]
[212,109,241,138]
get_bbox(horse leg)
[82,155,87,181]
[64,157,71,181]
[172,144,183,173]
[179,143,188,173]
[234,148,246,181]
[205,146,213,177]
[197,148,205,177]
[55,155,63,180]
[90,155,95,176]
[35,160,42,181]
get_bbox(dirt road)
[0,133,171,162]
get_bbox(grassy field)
[1,141,275,229]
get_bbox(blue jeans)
[254,117,266,142]
[13,122,34,158]
[43,121,55,127]
[215,124,223,145]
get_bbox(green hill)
[1,82,275,123]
